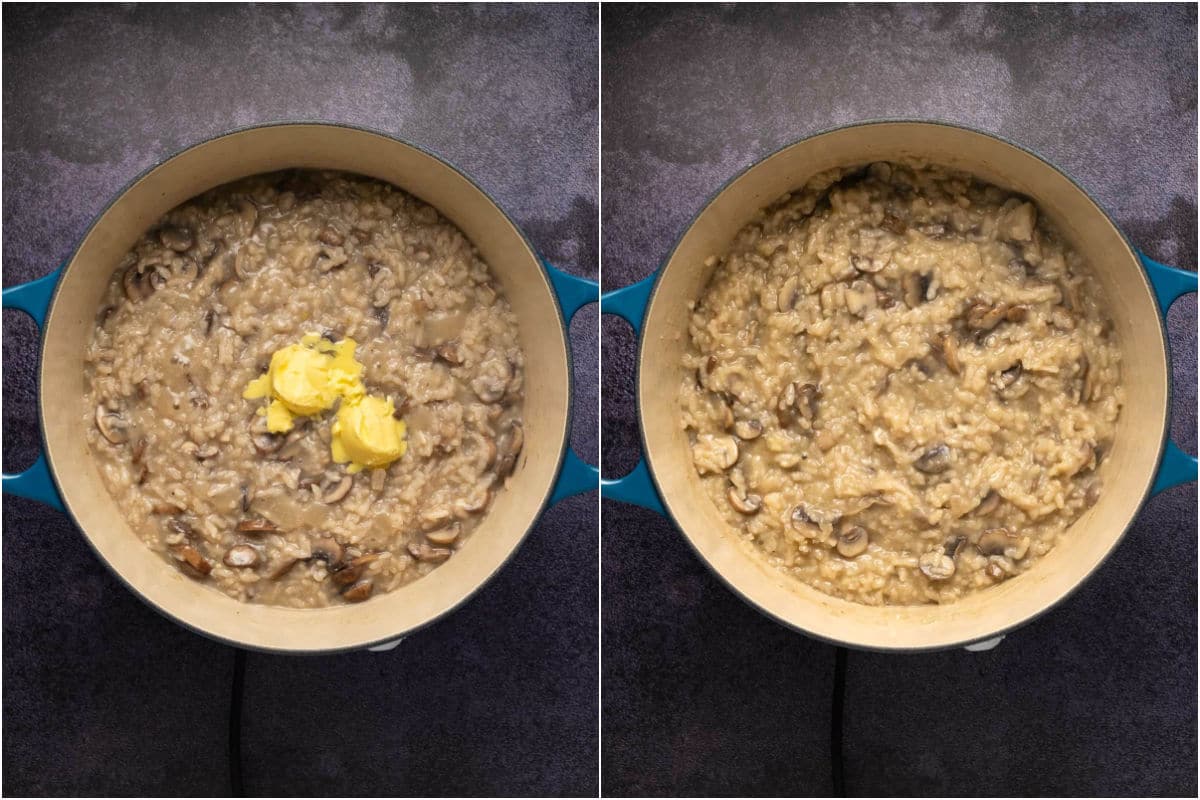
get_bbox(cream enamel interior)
[40,124,571,652]
[638,122,1168,650]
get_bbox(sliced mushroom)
[965,301,1008,332]
[727,487,762,515]
[733,418,763,440]
[976,528,1018,557]
[473,375,508,404]
[918,550,956,581]
[777,275,802,312]
[881,211,907,235]
[777,382,819,428]
[495,422,525,478]
[844,279,878,317]
[790,505,820,533]
[236,518,278,533]
[973,489,1000,516]
[407,541,452,564]
[167,517,194,538]
[985,561,1008,582]
[252,428,285,454]
[320,474,353,504]
[267,557,300,581]
[1005,305,1028,323]
[122,265,151,302]
[341,580,374,603]
[241,485,252,513]
[331,552,385,586]
[158,226,194,252]
[937,333,961,375]
[992,363,1024,399]
[914,444,951,474]
[317,227,345,247]
[902,272,931,309]
[194,443,219,460]
[455,487,493,518]
[95,405,129,444]
[692,434,739,474]
[309,537,343,565]
[943,535,967,558]
[851,254,886,274]
[173,544,212,577]
[435,341,465,365]
[1077,352,1095,403]
[835,525,869,558]
[426,525,461,547]
[223,545,260,568]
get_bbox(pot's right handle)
[1140,252,1198,495]
[599,273,665,514]
[2,269,65,512]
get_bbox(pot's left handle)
[2,268,65,512]
[544,262,601,504]
[1140,252,1198,495]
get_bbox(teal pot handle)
[598,272,664,514]
[1140,251,1198,495]
[544,261,601,504]
[3,267,65,512]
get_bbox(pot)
[601,120,1196,652]
[2,122,599,653]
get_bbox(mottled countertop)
[601,3,1197,796]
[3,4,598,796]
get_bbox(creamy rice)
[83,170,524,607]
[681,161,1122,605]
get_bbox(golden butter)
[243,332,406,471]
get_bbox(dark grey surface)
[3,4,597,796]
[601,3,1197,797]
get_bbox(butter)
[243,332,406,471]
[331,395,408,473]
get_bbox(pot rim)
[33,119,578,654]
[634,117,1172,653]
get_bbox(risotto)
[83,170,524,607]
[680,161,1122,605]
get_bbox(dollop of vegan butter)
[243,333,407,472]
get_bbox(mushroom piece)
[913,444,951,474]
[985,561,1009,582]
[943,535,967,559]
[835,525,869,558]
[173,544,212,577]
[309,537,343,565]
[331,552,385,586]
[1006,305,1028,323]
[965,301,1008,332]
[435,341,465,365]
[776,382,819,428]
[122,265,151,302]
[777,275,802,312]
[407,541,452,564]
[1049,306,1076,331]
[976,528,1019,557]
[251,427,285,454]
[95,405,129,444]
[733,418,763,440]
[851,254,886,274]
[167,517,194,538]
[1076,352,1095,404]
[341,580,374,603]
[727,487,762,515]
[267,557,300,581]
[902,272,931,309]
[691,434,739,475]
[937,333,962,375]
[455,487,492,518]
[223,545,261,568]
[158,226,194,252]
[790,505,823,534]
[426,525,461,547]
[881,211,907,235]
[973,489,1001,517]
[844,279,878,317]
[495,422,525,478]
[918,550,956,581]
[320,474,354,504]
[992,363,1024,398]
[236,518,278,533]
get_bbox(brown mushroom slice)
[1005,305,1029,323]
[918,550,956,581]
[122,265,150,302]
[851,254,886,274]
[692,434,739,474]
[320,474,354,504]
[913,444,951,474]
[777,275,802,312]
[727,487,762,515]
[976,528,1019,557]
[223,545,261,568]
[341,580,374,603]
[252,429,285,454]
[973,489,1001,517]
[790,504,825,535]
[236,518,278,534]
[455,488,493,518]
[95,405,129,444]
[985,561,1008,582]
[844,280,878,317]
[407,541,452,564]
[992,363,1025,399]
[309,537,343,565]
[473,374,509,404]
[943,535,967,559]
[496,422,525,478]
[965,301,1008,332]
[835,525,869,558]
[902,272,930,309]
[330,552,385,586]
[158,226,194,252]
[173,544,212,577]
[426,525,461,547]
[881,211,907,235]
[733,418,763,440]
[937,333,962,375]
[1077,352,1096,404]
[435,341,465,365]
[167,517,195,538]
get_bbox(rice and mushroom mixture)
[680,161,1122,605]
[83,170,524,607]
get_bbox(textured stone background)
[3,4,597,796]
[601,3,1197,797]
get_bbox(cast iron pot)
[3,122,599,653]
[601,120,1196,652]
